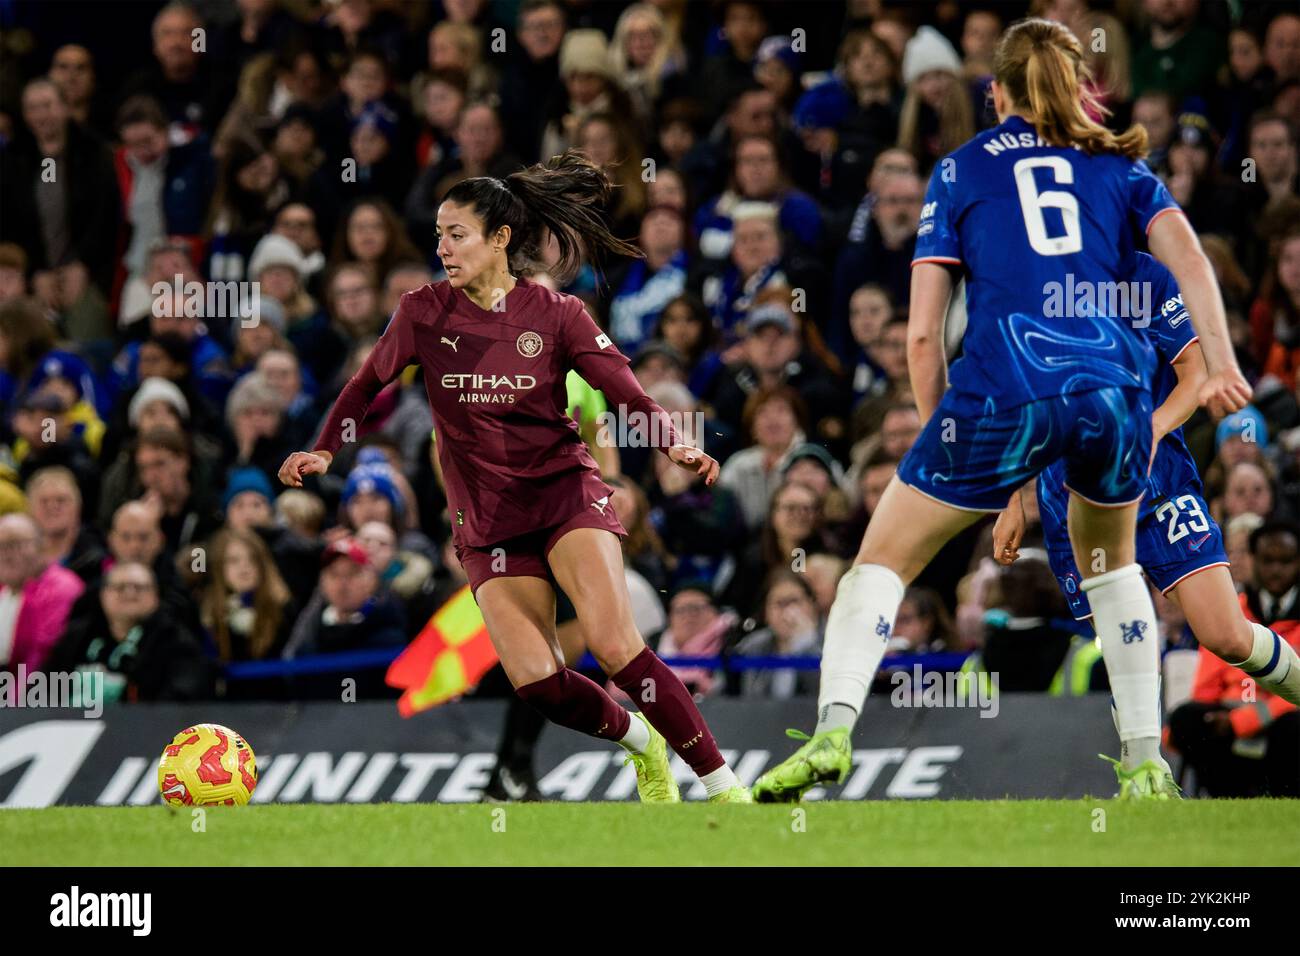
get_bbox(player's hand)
[667,444,720,486]
[992,503,1026,566]
[1198,369,1251,418]
[278,451,331,487]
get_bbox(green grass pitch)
[4,800,1299,866]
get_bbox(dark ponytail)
[442,149,643,283]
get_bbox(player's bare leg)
[1168,566,1300,705]
[475,575,671,800]
[755,478,983,801]
[548,527,750,802]
[1067,494,1174,798]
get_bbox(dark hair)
[135,426,191,460]
[0,297,56,384]
[116,95,168,133]
[144,332,192,367]
[740,384,808,442]
[441,149,642,283]
[1249,519,1300,554]
[1249,108,1297,147]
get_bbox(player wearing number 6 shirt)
[279,152,751,803]
[755,18,1251,803]
[993,253,1300,717]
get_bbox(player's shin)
[1232,622,1300,706]
[1080,564,1164,770]
[610,647,741,796]
[515,669,633,742]
[814,563,904,735]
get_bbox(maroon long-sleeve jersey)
[315,277,680,548]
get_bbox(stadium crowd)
[0,0,1297,791]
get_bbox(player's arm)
[280,303,418,487]
[566,304,718,485]
[907,262,953,425]
[1147,214,1250,417]
[1152,340,1207,447]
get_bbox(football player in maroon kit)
[280,152,752,803]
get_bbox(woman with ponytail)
[279,150,751,804]
[757,18,1253,804]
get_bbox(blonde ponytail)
[995,18,1147,160]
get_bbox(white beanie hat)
[248,233,309,281]
[902,26,962,86]
[128,377,190,428]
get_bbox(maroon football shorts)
[454,501,627,596]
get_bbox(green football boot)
[753,728,853,802]
[708,786,754,804]
[625,713,681,803]
[1100,754,1182,800]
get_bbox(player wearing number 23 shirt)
[1036,253,1228,619]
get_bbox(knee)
[586,628,642,674]
[1194,615,1255,663]
[504,654,560,690]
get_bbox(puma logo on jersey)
[591,495,610,515]
[441,335,460,352]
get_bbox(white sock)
[816,564,904,734]
[1233,623,1300,706]
[617,712,652,753]
[1080,564,1163,770]
[700,765,740,797]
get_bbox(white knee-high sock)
[1080,563,1163,769]
[1233,623,1300,706]
[815,564,904,734]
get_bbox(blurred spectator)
[724,478,833,617]
[1132,89,1178,170]
[0,512,85,672]
[610,2,689,131]
[655,581,737,697]
[1226,511,1265,591]
[888,586,958,654]
[0,245,28,307]
[354,519,437,634]
[124,428,222,556]
[1169,520,1300,796]
[48,559,212,701]
[223,372,291,486]
[540,29,633,161]
[10,390,100,511]
[718,384,807,529]
[608,206,689,352]
[282,537,407,659]
[1131,0,1225,104]
[26,466,105,585]
[197,527,294,663]
[230,295,290,378]
[498,0,568,162]
[48,44,107,137]
[732,569,822,697]
[118,3,230,142]
[897,26,974,173]
[699,1,768,123]
[0,78,121,311]
[652,292,724,398]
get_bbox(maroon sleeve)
[313,296,419,454]
[562,299,682,451]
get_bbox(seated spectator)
[197,527,294,663]
[223,372,292,488]
[843,283,894,403]
[609,2,689,131]
[0,296,59,410]
[229,295,290,379]
[693,201,789,342]
[576,112,648,240]
[339,458,435,560]
[887,586,958,654]
[119,428,222,557]
[607,206,689,353]
[732,569,822,698]
[117,237,204,329]
[46,560,212,701]
[382,261,437,319]
[218,464,320,611]
[1130,0,1226,105]
[354,519,437,635]
[695,134,824,267]
[976,549,1079,692]
[269,202,327,291]
[724,478,833,617]
[110,288,233,406]
[897,26,974,173]
[247,233,335,386]
[325,261,385,341]
[328,198,423,294]
[17,350,106,457]
[1250,226,1300,389]
[646,442,746,590]
[653,292,725,399]
[707,300,846,447]
[1225,511,1265,591]
[1169,520,1300,796]
[0,512,85,672]
[0,244,29,307]
[654,581,737,698]
[205,137,292,283]
[281,537,407,658]
[539,29,632,161]
[851,318,915,443]
[25,466,105,585]
[1214,460,1276,525]
[256,349,320,452]
[718,384,808,529]
[804,552,849,626]
[275,488,326,540]
[10,391,100,510]
[412,67,467,172]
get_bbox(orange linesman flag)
[385,584,498,717]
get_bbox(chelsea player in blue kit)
[993,254,1300,720]
[755,18,1251,802]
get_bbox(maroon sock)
[611,647,725,776]
[515,669,631,742]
